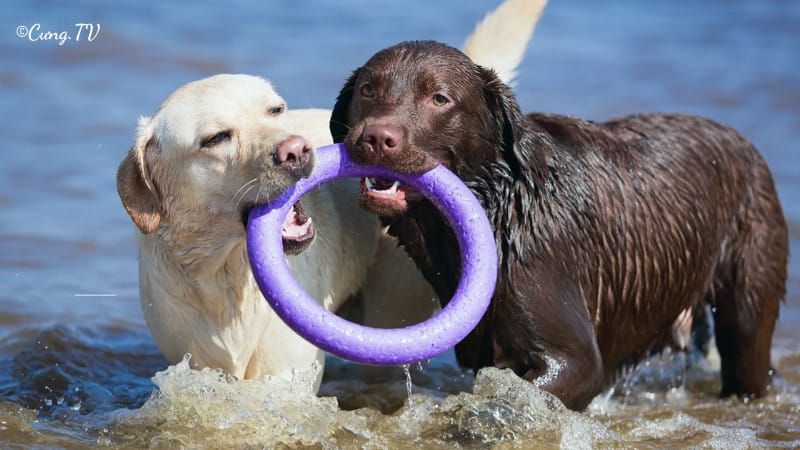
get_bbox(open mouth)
[243,200,315,255]
[359,177,423,215]
[281,200,315,255]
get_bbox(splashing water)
[1,324,800,448]
[105,358,617,448]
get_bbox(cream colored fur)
[117,0,543,391]
[120,76,403,389]
[465,0,547,87]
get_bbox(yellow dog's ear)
[117,116,162,234]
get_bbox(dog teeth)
[294,217,313,235]
[385,180,400,194]
[364,177,401,195]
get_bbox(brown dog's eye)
[432,94,450,106]
[201,131,231,148]
[360,83,375,98]
[268,104,286,116]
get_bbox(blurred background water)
[1,0,798,448]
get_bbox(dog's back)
[521,112,788,395]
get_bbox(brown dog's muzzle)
[362,123,405,159]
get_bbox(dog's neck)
[158,203,246,265]
[143,207,258,320]
[140,204,335,322]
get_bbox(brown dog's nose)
[363,124,403,157]
[275,135,314,177]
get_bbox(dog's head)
[330,40,526,216]
[117,74,316,254]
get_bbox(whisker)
[254,183,264,207]
[235,184,258,206]
[231,178,259,203]
[330,120,353,131]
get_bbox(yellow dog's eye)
[360,83,375,98]
[432,94,450,106]
[268,104,286,116]
[201,131,231,148]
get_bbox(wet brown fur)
[330,41,789,411]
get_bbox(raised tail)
[462,0,547,87]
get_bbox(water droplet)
[402,364,414,412]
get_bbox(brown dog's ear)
[329,68,361,143]
[117,117,162,234]
[479,66,539,177]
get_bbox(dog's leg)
[479,277,606,411]
[711,164,787,399]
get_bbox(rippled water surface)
[2,0,799,448]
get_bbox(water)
[2,0,799,447]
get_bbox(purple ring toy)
[246,143,497,366]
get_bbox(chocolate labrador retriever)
[330,40,788,410]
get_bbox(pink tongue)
[282,206,311,239]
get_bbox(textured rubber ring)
[247,143,497,365]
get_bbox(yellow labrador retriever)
[117,0,546,390]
